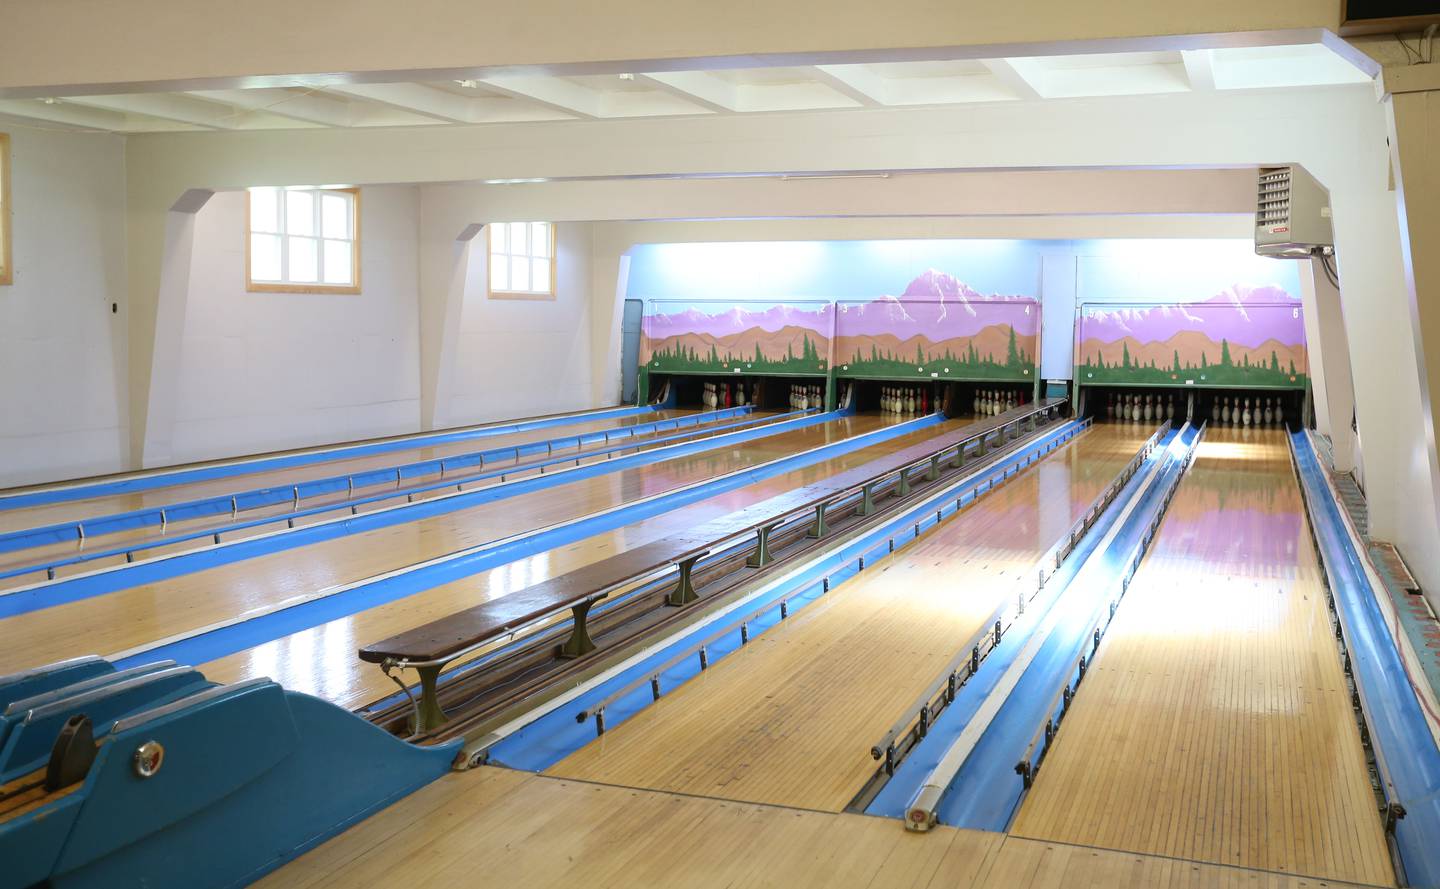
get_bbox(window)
[488,221,555,299]
[247,187,359,293]
[0,133,11,286]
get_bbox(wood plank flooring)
[256,766,1388,889]
[1009,427,1394,888]
[545,423,1153,812]
[0,415,902,680]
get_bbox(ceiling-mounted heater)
[1255,164,1334,259]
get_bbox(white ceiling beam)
[0,99,138,131]
[1181,49,1217,91]
[59,93,237,128]
[477,76,600,118]
[188,88,355,127]
[981,59,1044,100]
[810,65,890,106]
[634,72,738,112]
[321,83,477,123]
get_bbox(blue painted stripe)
[115,415,940,671]
[0,405,657,512]
[1292,433,1440,888]
[0,409,832,619]
[0,407,753,556]
[867,427,1193,826]
[486,420,1087,772]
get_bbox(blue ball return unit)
[0,656,459,888]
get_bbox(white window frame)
[488,221,556,300]
[0,132,11,287]
[246,186,361,294]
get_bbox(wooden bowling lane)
[200,415,979,709]
[0,409,785,583]
[544,423,1154,813]
[0,414,904,679]
[0,408,713,536]
[252,766,1388,889]
[1009,427,1395,888]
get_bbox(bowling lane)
[1009,427,1393,888]
[0,409,785,583]
[0,408,712,536]
[201,413,983,709]
[0,414,904,678]
[544,422,1154,812]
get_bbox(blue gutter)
[0,405,660,512]
[0,408,830,619]
[113,413,936,672]
[0,407,755,557]
[1292,432,1440,888]
[486,419,1088,772]
[869,425,1197,827]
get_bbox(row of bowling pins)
[973,389,1016,417]
[790,384,823,410]
[880,386,929,415]
[1211,395,1285,426]
[701,381,756,409]
[1106,393,1176,422]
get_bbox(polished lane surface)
[1009,427,1394,888]
[545,423,1154,812]
[202,414,976,709]
[0,414,902,679]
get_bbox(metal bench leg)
[668,556,700,606]
[897,469,912,497]
[748,523,779,568]
[951,446,966,470]
[809,503,829,538]
[558,599,599,659]
[859,483,877,516]
[414,665,447,733]
[927,455,941,482]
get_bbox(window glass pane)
[250,233,281,281]
[508,222,527,257]
[531,223,549,257]
[490,224,506,256]
[531,258,550,293]
[321,193,350,239]
[289,237,318,282]
[250,188,280,233]
[286,190,315,236]
[510,256,529,291]
[490,257,507,291]
[323,240,353,285]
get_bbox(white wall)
[167,186,422,463]
[0,124,128,487]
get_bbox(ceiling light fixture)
[454,79,479,89]
[618,73,636,81]
[779,172,892,181]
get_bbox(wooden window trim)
[245,187,361,295]
[0,133,11,287]
[487,222,557,301]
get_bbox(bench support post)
[927,455,941,482]
[747,523,779,568]
[897,469,912,498]
[859,483,877,516]
[558,598,599,659]
[951,445,965,470]
[414,665,447,733]
[668,556,700,606]
[808,503,829,538]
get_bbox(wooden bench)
[360,399,1064,731]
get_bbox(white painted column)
[1298,256,1358,473]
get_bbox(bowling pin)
[1241,398,1252,426]
[1263,398,1273,425]
[1165,395,1175,420]
[1221,397,1231,424]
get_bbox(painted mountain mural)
[1076,285,1307,389]
[836,270,1040,381]
[642,301,833,374]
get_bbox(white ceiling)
[0,44,1371,134]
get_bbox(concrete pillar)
[1298,256,1358,473]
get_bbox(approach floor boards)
[1009,427,1395,888]
[0,415,912,682]
[545,423,1154,812]
[256,766,1388,889]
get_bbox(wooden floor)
[257,765,1387,889]
[0,415,906,682]
[546,423,1153,812]
[1010,427,1395,888]
[201,415,968,709]
[0,409,710,536]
